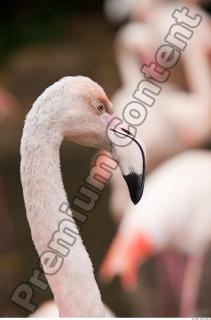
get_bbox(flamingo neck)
[20,124,105,317]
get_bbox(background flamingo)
[103,0,211,222]
[101,150,211,316]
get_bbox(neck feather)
[20,122,105,317]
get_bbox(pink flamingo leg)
[179,255,204,316]
[158,251,187,309]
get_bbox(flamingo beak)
[100,232,153,291]
[109,127,146,205]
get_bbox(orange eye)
[97,103,105,114]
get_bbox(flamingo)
[100,150,211,316]
[104,0,211,222]
[112,0,211,165]
[20,76,145,317]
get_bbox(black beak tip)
[123,173,145,205]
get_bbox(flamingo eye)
[97,103,105,114]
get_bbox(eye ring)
[97,103,105,114]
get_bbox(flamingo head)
[28,76,146,205]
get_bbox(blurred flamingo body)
[107,1,211,221]
[113,1,211,168]
[101,150,211,315]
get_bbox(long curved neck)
[20,123,105,317]
[116,45,142,87]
